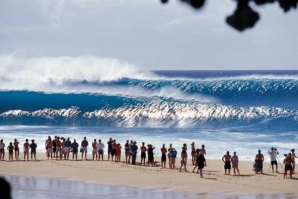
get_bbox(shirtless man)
[55,137,62,160]
[160,144,167,169]
[140,142,147,166]
[23,139,30,161]
[45,137,53,159]
[222,151,232,175]
[283,153,294,179]
[13,139,19,161]
[92,139,98,160]
[254,150,264,174]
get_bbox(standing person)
[222,151,232,175]
[71,139,79,161]
[193,150,206,178]
[64,138,72,160]
[291,149,297,174]
[191,142,196,165]
[52,136,57,158]
[268,147,279,173]
[61,138,66,160]
[23,139,30,161]
[160,144,167,169]
[115,143,122,162]
[92,139,98,161]
[7,142,14,161]
[107,138,113,161]
[97,139,105,161]
[13,139,20,161]
[254,150,264,174]
[231,152,240,175]
[111,140,117,161]
[0,139,5,161]
[124,140,131,163]
[283,153,294,179]
[81,137,89,160]
[30,140,37,161]
[200,144,207,166]
[55,137,62,160]
[131,141,138,165]
[148,144,155,166]
[140,142,147,166]
[168,144,173,168]
[45,137,53,159]
[179,143,188,172]
[169,148,177,169]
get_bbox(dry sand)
[0,153,297,197]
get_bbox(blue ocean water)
[0,70,297,160]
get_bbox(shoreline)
[1,154,298,197]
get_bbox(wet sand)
[0,154,298,198]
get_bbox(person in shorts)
[283,153,294,179]
[97,139,105,161]
[13,139,20,161]
[7,142,14,161]
[268,147,279,173]
[222,151,232,175]
[30,139,37,161]
[140,142,147,166]
[23,139,30,161]
[0,139,5,161]
[64,138,72,160]
[92,139,98,160]
[81,137,89,160]
[71,139,79,161]
[160,144,167,168]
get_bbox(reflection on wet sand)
[4,175,298,199]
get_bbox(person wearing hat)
[291,149,297,174]
[30,139,37,161]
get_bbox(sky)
[1,0,298,70]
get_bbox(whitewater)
[0,55,297,160]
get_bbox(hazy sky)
[1,0,298,70]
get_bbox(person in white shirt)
[268,147,279,173]
[97,139,105,161]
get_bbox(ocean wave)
[1,103,297,128]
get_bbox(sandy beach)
[1,153,297,198]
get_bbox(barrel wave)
[0,70,297,130]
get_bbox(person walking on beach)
[168,144,173,168]
[179,143,188,172]
[30,140,37,161]
[81,137,89,160]
[64,138,72,160]
[23,139,30,161]
[107,138,113,161]
[71,139,79,161]
[97,139,105,161]
[231,152,240,175]
[222,151,232,175]
[7,142,14,161]
[283,153,294,179]
[13,139,20,161]
[160,144,167,169]
[268,147,279,173]
[124,140,131,163]
[0,139,5,161]
[140,142,147,166]
[254,150,264,174]
[92,139,98,161]
[45,137,53,159]
[131,141,138,165]
[200,144,207,166]
[191,142,196,165]
[192,149,206,178]
[290,149,297,174]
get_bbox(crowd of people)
[0,137,296,179]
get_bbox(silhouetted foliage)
[160,0,298,31]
